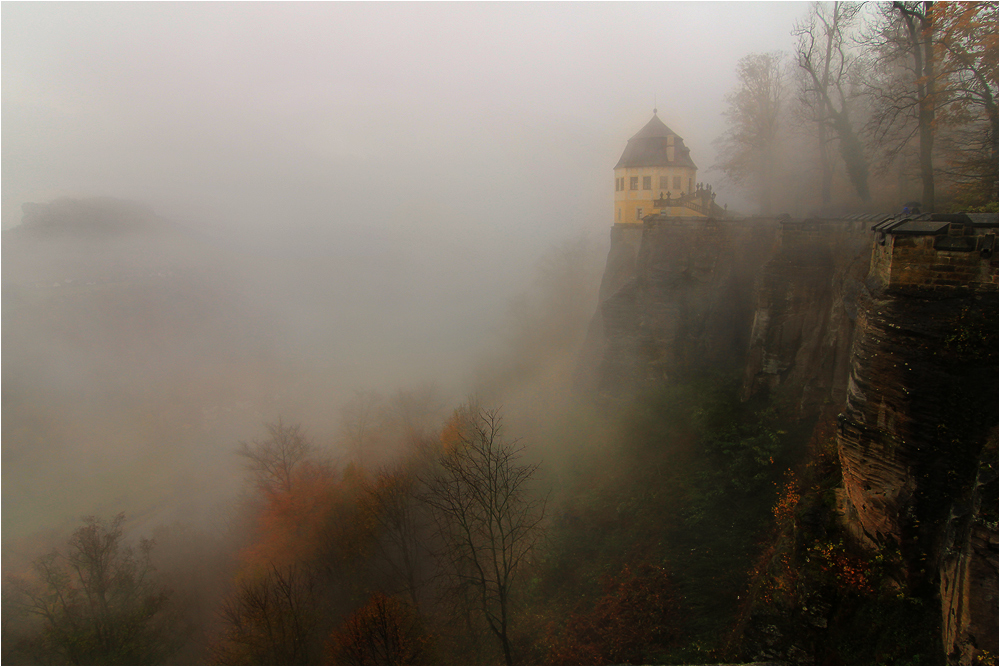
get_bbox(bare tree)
[794,1,871,203]
[10,514,174,665]
[716,52,786,214]
[214,564,321,665]
[865,2,938,210]
[422,406,546,665]
[364,464,432,611]
[327,592,431,665]
[237,418,311,494]
[932,1,998,207]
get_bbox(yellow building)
[614,111,723,222]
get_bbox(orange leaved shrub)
[547,563,683,665]
[327,593,432,665]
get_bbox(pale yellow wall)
[613,164,697,224]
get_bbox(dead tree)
[11,514,173,664]
[422,406,546,665]
[237,418,311,494]
[865,2,938,210]
[794,1,871,203]
[214,564,320,665]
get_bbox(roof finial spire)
[653,94,657,115]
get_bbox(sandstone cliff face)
[837,287,995,545]
[939,431,998,665]
[594,216,776,399]
[741,219,871,414]
[591,216,873,411]
[834,216,998,662]
[837,279,998,661]
[589,212,999,663]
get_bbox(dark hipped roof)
[614,113,698,170]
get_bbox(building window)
[660,176,669,190]
[618,208,621,221]
[615,178,619,192]
[689,178,693,193]
[643,176,651,190]
[636,207,643,220]
[630,176,638,190]
[673,176,682,190]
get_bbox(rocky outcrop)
[598,224,643,303]
[594,215,776,399]
[836,279,998,663]
[590,215,875,411]
[939,432,998,664]
[836,288,996,542]
[588,210,999,663]
[835,214,998,663]
[741,218,872,414]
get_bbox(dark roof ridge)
[630,113,676,140]
[615,113,698,170]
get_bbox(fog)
[3,2,808,231]
[2,2,808,569]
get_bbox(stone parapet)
[870,214,998,292]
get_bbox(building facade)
[613,111,699,224]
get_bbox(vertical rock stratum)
[836,214,998,662]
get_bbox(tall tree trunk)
[919,1,936,212]
[897,1,936,211]
[834,113,872,202]
[796,1,871,205]
[819,120,832,205]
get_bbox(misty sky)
[3,1,816,548]
[3,2,810,240]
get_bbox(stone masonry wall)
[878,234,998,291]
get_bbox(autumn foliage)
[237,461,373,577]
[213,564,320,665]
[933,0,999,207]
[327,593,432,665]
[546,564,683,665]
[772,470,801,530]
[810,540,875,595]
[214,423,382,664]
